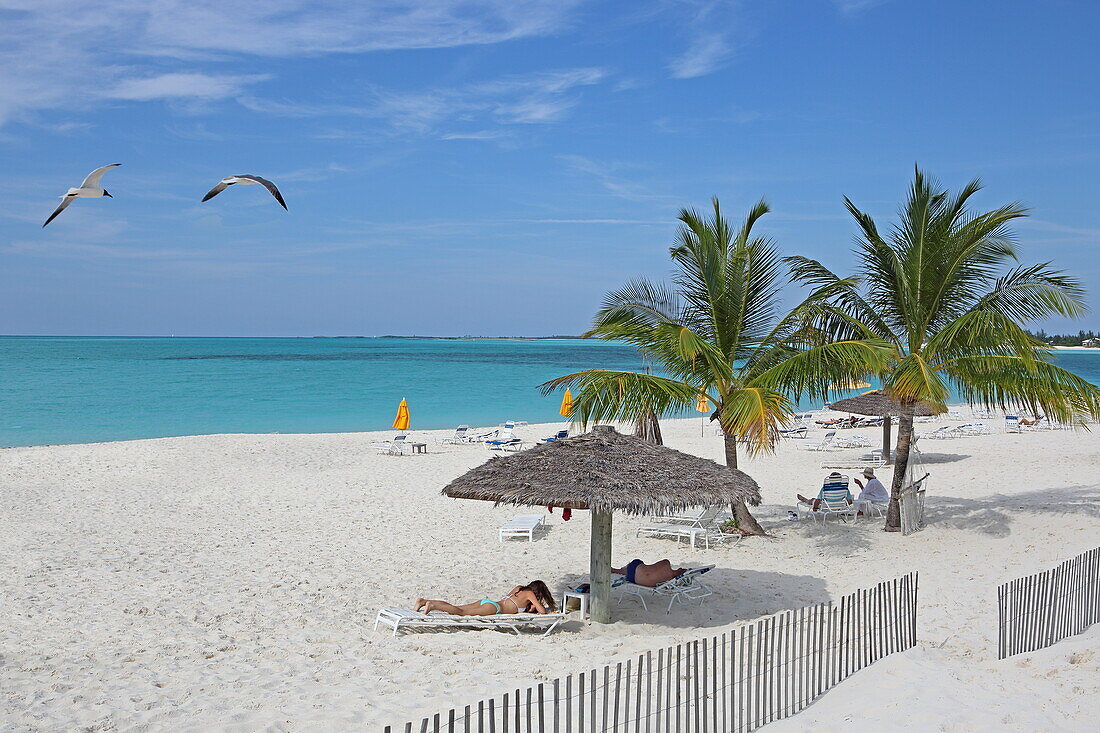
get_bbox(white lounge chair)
[442,426,471,444]
[820,451,886,470]
[1005,415,1021,433]
[499,514,546,543]
[375,434,408,455]
[612,565,716,613]
[636,506,731,548]
[779,425,808,439]
[374,609,566,637]
[799,431,838,451]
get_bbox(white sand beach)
[2,415,1098,731]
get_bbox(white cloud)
[669,32,731,79]
[240,67,607,137]
[108,73,269,101]
[665,1,739,80]
[832,0,890,14]
[0,1,585,127]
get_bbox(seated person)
[415,580,555,616]
[612,559,689,587]
[853,467,889,504]
[796,471,853,510]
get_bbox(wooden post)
[882,416,892,462]
[590,508,614,623]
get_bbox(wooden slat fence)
[998,546,1100,659]
[386,572,918,733]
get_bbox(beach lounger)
[374,434,408,455]
[820,452,886,470]
[779,425,808,439]
[798,431,837,451]
[612,565,716,613]
[374,608,566,637]
[796,476,856,523]
[1004,415,1020,433]
[499,514,547,542]
[442,425,471,444]
[636,506,730,548]
[540,429,569,443]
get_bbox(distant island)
[1027,329,1100,347]
[312,335,585,340]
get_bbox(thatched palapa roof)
[442,425,761,515]
[829,390,944,417]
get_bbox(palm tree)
[788,167,1100,531]
[541,198,890,535]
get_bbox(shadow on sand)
[925,483,1100,537]
[555,567,831,630]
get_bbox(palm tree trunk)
[633,410,663,445]
[722,430,767,536]
[884,404,915,532]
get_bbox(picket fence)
[387,572,918,733]
[998,546,1100,659]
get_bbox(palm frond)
[538,370,700,430]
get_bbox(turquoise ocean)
[3,336,1100,448]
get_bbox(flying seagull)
[201,175,288,210]
[42,163,121,227]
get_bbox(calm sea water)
[3,336,1100,447]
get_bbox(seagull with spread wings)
[42,164,121,227]
[201,175,288,211]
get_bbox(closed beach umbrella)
[696,393,710,435]
[442,425,761,623]
[559,389,574,418]
[392,398,410,431]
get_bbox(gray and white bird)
[42,163,121,227]
[201,175,288,210]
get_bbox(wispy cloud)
[107,73,269,102]
[832,0,891,14]
[559,154,681,204]
[666,1,739,80]
[0,1,584,128]
[669,32,732,79]
[240,67,607,138]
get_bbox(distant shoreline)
[1051,345,1100,350]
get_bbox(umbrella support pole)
[589,509,613,624]
[883,416,893,463]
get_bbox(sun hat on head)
[863,468,876,478]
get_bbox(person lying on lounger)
[612,559,689,587]
[415,580,556,616]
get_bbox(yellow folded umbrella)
[829,379,871,391]
[696,393,710,413]
[559,389,573,418]
[392,398,410,431]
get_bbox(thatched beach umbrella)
[828,390,944,461]
[442,425,761,623]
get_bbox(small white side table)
[562,590,589,618]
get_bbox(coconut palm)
[788,167,1100,531]
[541,198,891,535]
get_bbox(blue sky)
[1,0,1098,336]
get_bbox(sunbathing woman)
[415,580,556,616]
[612,559,688,587]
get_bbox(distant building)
[1083,338,1100,348]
